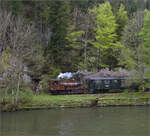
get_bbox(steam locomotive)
[49,79,85,94]
[49,77,127,94]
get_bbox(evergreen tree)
[10,0,23,16]
[135,10,150,90]
[146,0,150,10]
[136,0,145,11]
[120,11,144,69]
[0,0,9,11]
[122,0,137,17]
[139,10,150,77]
[46,1,71,69]
[120,10,150,91]
[116,4,128,40]
[140,10,150,49]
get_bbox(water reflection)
[0,106,150,136]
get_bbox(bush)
[18,88,33,104]
[40,87,50,94]
[39,75,50,94]
[123,89,129,94]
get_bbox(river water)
[0,106,150,136]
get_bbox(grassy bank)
[18,92,150,110]
[1,92,150,111]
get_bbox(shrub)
[39,75,50,94]
[18,88,33,104]
[123,89,129,94]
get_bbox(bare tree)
[0,9,37,108]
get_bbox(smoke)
[57,72,74,79]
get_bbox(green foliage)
[66,29,85,48]
[138,10,150,71]
[119,47,136,70]
[39,74,51,94]
[24,45,46,82]
[138,10,150,90]
[140,10,150,48]
[91,2,119,49]
[120,11,144,69]
[123,89,129,94]
[46,1,71,68]
[3,0,150,95]
[40,4,50,24]
[18,88,33,104]
[10,0,23,16]
[0,50,11,73]
[91,2,123,69]
[122,0,137,16]
[120,10,150,91]
[0,87,33,106]
[64,26,86,71]
[116,4,128,40]
[49,66,61,79]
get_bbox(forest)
[0,0,150,109]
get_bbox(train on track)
[49,69,150,95]
[49,77,133,94]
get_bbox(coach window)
[104,80,110,84]
[95,80,101,84]
[114,80,118,83]
[53,81,58,86]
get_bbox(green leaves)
[0,50,11,72]
[119,47,136,70]
[92,2,118,50]
[116,4,128,40]
[140,10,150,48]
[66,30,85,47]
[120,9,150,90]
[90,2,124,69]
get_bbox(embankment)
[1,92,150,111]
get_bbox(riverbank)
[20,92,150,110]
[1,92,150,111]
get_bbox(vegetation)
[0,0,150,111]
[3,92,150,111]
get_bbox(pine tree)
[135,10,150,90]
[120,11,145,70]
[120,10,150,91]
[116,4,128,40]
[10,0,23,16]
[46,1,71,69]
[140,10,150,49]
[139,10,150,78]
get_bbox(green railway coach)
[86,77,125,93]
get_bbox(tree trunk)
[3,87,8,104]
[12,89,15,105]
[83,13,89,70]
[84,41,87,69]
[97,48,101,71]
[16,74,21,108]
[0,89,1,104]
[36,86,39,95]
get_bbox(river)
[0,106,150,136]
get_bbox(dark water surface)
[0,106,150,136]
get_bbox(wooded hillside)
[1,0,150,107]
